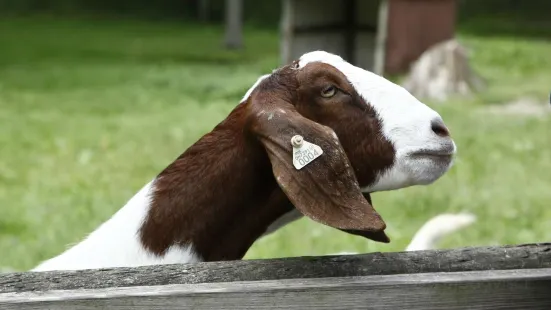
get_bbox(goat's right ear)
[247,99,388,237]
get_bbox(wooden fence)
[1,243,551,309]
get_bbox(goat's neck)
[32,105,296,271]
[32,180,203,271]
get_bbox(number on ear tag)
[291,135,323,170]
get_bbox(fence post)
[224,0,243,49]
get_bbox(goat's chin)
[407,155,455,186]
[363,156,454,193]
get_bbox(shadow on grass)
[0,16,280,67]
[458,0,551,40]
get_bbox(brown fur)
[139,61,396,261]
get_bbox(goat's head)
[245,51,455,192]
[141,51,456,261]
[237,51,455,242]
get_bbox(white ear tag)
[291,135,323,170]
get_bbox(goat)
[32,51,456,272]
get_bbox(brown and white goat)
[32,51,456,271]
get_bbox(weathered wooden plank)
[1,243,550,293]
[2,268,551,309]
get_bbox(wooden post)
[224,0,243,49]
[2,269,551,309]
[374,0,389,75]
[1,244,551,309]
[280,0,294,65]
[343,0,357,63]
[278,0,378,71]
[198,0,210,22]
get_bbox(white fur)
[405,213,477,251]
[32,181,201,272]
[331,212,477,255]
[298,51,457,192]
[241,74,270,103]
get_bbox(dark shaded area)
[458,0,551,39]
[0,16,280,68]
[2,1,551,38]
[0,220,27,236]
[0,0,281,27]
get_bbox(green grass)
[1,15,551,271]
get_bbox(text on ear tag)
[291,135,323,170]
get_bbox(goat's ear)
[339,193,390,243]
[247,100,387,238]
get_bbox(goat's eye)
[321,86,336,98]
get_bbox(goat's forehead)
[298,51,425,112]
[241,51,419,111]
[298,51,345,66]
[298,51,403,98]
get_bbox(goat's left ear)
[339,193,390,243]
[247,99,388,239]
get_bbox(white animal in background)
[405,212,477,251]
[332,212,477,255]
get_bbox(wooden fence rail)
[1,243,551,309]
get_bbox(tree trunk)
[224,0,243,49]
[197,0,209,22]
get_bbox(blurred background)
[1,0,550,272]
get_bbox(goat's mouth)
[409,147,456,160]
[410,151,453,160]
[408,148,455,172]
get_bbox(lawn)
[1,15,551,271]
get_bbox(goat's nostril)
[431,118,450,137]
